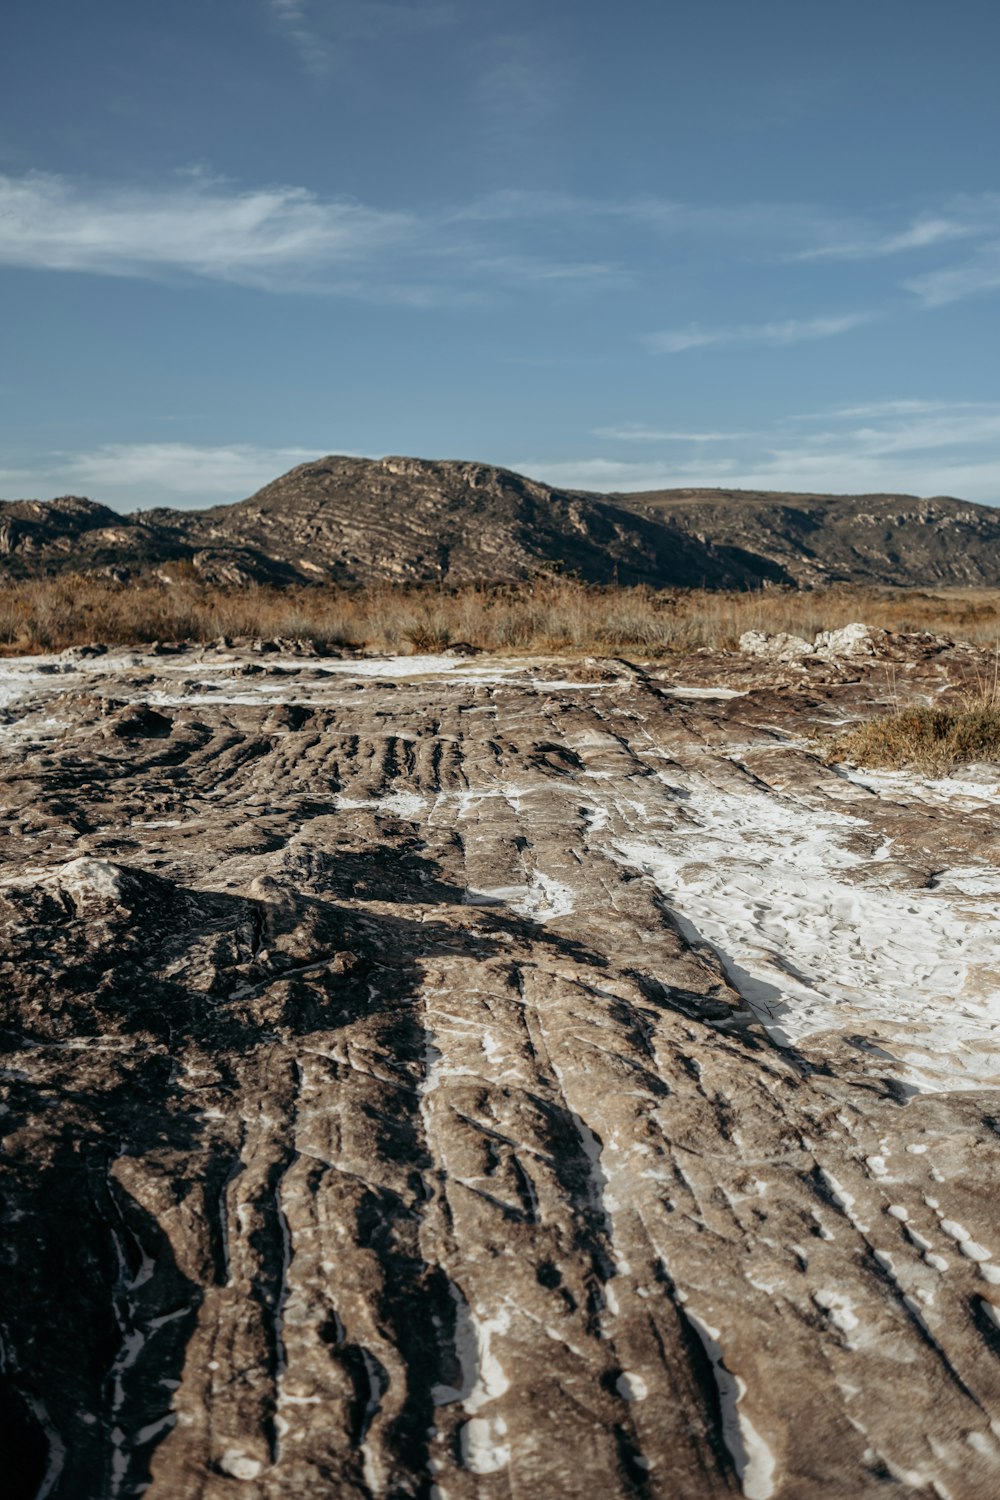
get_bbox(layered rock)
[1,644,1000,1497]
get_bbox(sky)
[2,0,999,510]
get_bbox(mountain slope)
[614,486,1000,587]
[0,458,774,590]
[154,455,775,588]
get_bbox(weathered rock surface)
[2,644,1000,1498]
[738,629,817,662]
[738,621,968,664]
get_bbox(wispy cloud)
[525,451,1000,502]
[59,442,337,502]
[0,170,414,291]
[9,166,1000,328]
[898,196,1000,306]
[266,0,455,75]
[790,399,997,422]
[472,254,621,285]
[792,214,976,262]
[525,400,1000,503]
[456,189,836,246]
[645,313,872,354]
[783,192,1000,310]
[904,245,1000,306]
[0,438,359,510]
[267,0,326,74]
[13,403,1000,511]
[474,34,564,139]
[593,425,752,443]
[0,169,628,298]
[4,442,347,508]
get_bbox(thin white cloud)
[266,0,328,74]
[456,190,837,247]
[523,452,1000,502]
[835,410,1000,457]
[593,425,752,442]
[904,245,1000,306]
[454,188,588,223]
[474,35,564,140]
[9,165,1000,327]
[0,171,414,290]
[518,458,717,491]
[472,253,621,285]
[528,400,1000,502]
[819,399,993,420]
[267,0,455,74]
[13,404,1000,512]
[793,215,976,262]
[0,170,628,298]
[781,192,1000,307]
[59,443,337,502]
[645,313,871,354]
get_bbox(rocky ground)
[2,633,1000,1499]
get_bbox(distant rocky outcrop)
[616,486,1000,588]
[1,458,999,590]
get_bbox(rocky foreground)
[2,635,1000,1499]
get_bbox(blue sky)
[2,0,999,509]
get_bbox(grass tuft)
[826,668,1000,775]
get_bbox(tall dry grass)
[1,575,1000,657]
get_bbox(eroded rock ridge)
[1,643,1000,1497]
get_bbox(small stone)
[218,1450,262,1481]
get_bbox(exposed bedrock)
[1,645,1000,1497]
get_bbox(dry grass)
[826,701,1000,775]
[827,651,1000,775]
[1,575,1000,658]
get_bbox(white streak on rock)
[432,1287,510,1414]
[813,1290,860,1334]
[604,761,1000,1092]
[26,1396,66,1500]
[684,1313,776,1500]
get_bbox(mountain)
[1,457,999,590]
[0,458,776,590]
[613,486,1000,588]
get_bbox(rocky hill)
[0,458,770,590]
[615,486,1000,587]
[1,457,999,590]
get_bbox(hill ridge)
[2,454,999,589]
